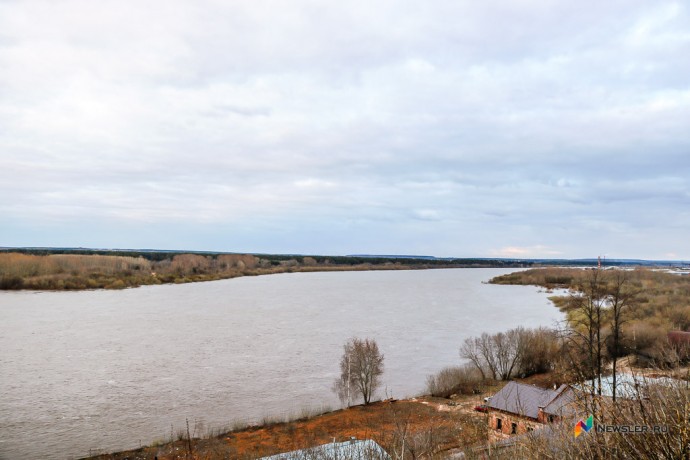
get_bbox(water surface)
[0,268,561,459]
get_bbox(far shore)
[0,250,532,291]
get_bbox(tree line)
[0,251,533,291]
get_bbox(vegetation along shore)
[2,247,683,291]
[0,249,531,291]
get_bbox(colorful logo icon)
[574,415,594,437]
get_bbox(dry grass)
[0,252,427,291]
[491,267,690,335]
[84,397,489,459]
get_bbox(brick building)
[486,381,576,440]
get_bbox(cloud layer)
[1,1,689,258]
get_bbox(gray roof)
[542,384,577,416]
[487,382,571,419]
[259,439,391,460]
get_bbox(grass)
[490,267,690,330]
[83,397,488,460]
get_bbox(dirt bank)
[83,395,490,460]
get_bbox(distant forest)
[1,247,530,267]
[3,247,683,266]
[1,247,686,291]
[0,248,526,291]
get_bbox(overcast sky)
[1,1,689,259]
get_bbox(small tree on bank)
[333,337,384,406]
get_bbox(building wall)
[488,411,541,440]
[537,408,561,424]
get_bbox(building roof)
[542,384,578,416]
[487,381,571,420]
[259,439,391,460]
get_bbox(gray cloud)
[1,1,689,259]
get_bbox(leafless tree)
[518,327,562,376]
[460,328,524,380]
[494,328,523,380]
[460,335,488,380]
[560,269,640,406]
[566,268,607,403]
[333,337,384,406]
[605,271,638,401]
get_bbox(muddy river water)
[0,268,562,459]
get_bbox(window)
[496,418,502,430]
[511,422,517,434]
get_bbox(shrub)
[106,279,126,289]
[518,327,562,376]
[0,275,23,290]
[426,365,484,398]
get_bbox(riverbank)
[489,267,690,333]
[81,373,564,459]
[0,251,528,291]
[81,393,493,460]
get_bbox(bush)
[106,279,126,289]
[426,365,484,398]
[544,275,573,286]
[518,327,562,376]
[0,275,23,290]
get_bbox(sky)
[1,1,689,259]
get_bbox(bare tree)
[460,328,524,380]
[518,327,562,376]
[566,268,607,403]
[460,336,488,380]
[605,271,637,401]
[333,337,384,406]
[494,328,523,380]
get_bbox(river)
[0,268,562,459]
